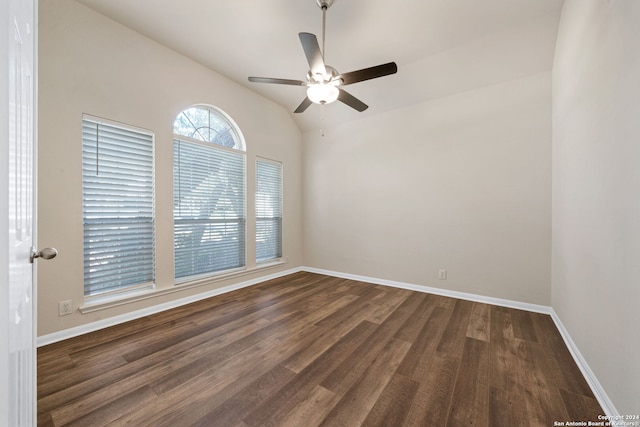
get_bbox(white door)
[1,0,38,425]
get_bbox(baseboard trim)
[302,266,618,417]
[302,266,552,314]
[36,266,303,348]
[549,309,619,417]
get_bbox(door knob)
[30,247,58,263]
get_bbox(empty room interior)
[32,0,638,425]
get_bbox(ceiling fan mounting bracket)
[315,0,335,10]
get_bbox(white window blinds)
[256,159,282,262]
[82,116,155,296]
[173,139,246,279]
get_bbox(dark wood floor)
[38,272,603,426]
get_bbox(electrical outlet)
[58,300,73,316]
[438,269,447,280]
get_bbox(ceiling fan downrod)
[316,0,334,59]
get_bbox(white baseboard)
[549,309,619,417]
[302,266,552,314]
[36,266,303,347]
[302,266,618,417]
[36,264,617,417]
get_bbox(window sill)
[79,259,287,314]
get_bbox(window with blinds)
[173,106,246,280]
[256,159,282,262]
[82,116,155,296]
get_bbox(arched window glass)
[173,105,244,150]
[173,105,246,280]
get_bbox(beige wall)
[552,0,640,415]
[303,72,552,306]
[37,0,302,336]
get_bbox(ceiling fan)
[248,0,398,113]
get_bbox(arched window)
[173,105,246,280]
[173,105,245,150]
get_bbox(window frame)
[172,105,248,283]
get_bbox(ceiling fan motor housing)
[307,65,339,84]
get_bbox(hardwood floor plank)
[394,293,434,343]
[109,281,356,426]
[396,306,449,380]
[447,337,490,427]
[60,386,158,427]
[510,307,538,342]
[320,293,424,395]
[277,385,338,427]
[283,291,389,374]
[360,373,419,427]
[36,412,55,427]
[37,273,604,426]
[37,314,273,417]
[318,338,412,427]
[489,386,528,427]
[148,309,307,394]
[115,335,300,426]
[531,313,595,397]
[241,320,379,426]
[489,306,516,389]
[36,353,74,383]
[404,354,460,425]
[489,306,544,427]
[280,312,362,375]
[150,292,357,397]
[133,276,342,361]
[560,388,604,423]
[188,364,298,427]
[37,353,127,398]
[519,338,571,426]
[313,286,384,330]
[362,287,413,324]
[466,302,491,342]
[489,306,585,427]
[436,299,474,356]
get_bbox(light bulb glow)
[307,84,339,105]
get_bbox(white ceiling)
[75,0,564,132]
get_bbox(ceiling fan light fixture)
[307,83,339,104]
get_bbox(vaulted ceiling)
[75,0,564,132]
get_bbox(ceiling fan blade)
[337,89,368,112]
[299,32,327,79]
[337,62,398,85]
[248,76,307,86]
[294,97,313,114]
